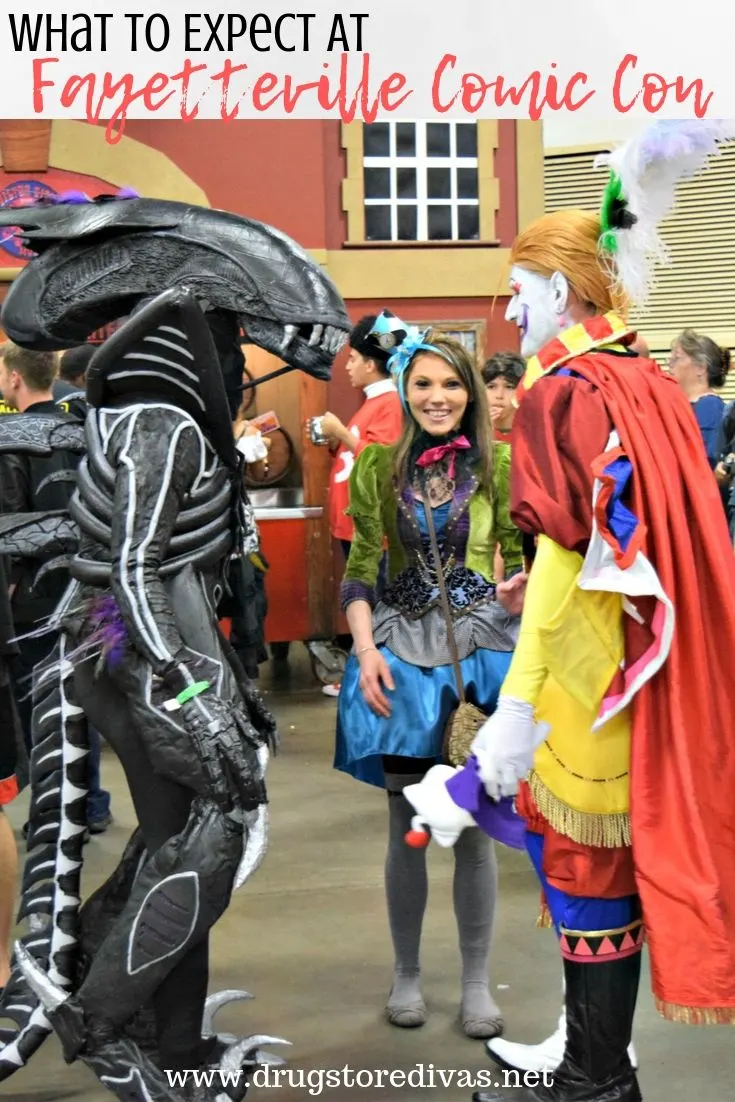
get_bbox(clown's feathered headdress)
[595,120,735,306]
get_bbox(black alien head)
[0,195,351,379]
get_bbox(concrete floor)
[3,648,732,1101]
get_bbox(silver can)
[308,416,329,446]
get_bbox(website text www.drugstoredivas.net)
[165,1064,555,1095]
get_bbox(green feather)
[599,171,623,254]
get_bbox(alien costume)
[0,194,349,1101]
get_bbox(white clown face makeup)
[505,266,570,357]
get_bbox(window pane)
[397,206,417,240]
[428,205,452,240]
[396,123,416,157]
[364,123,390,157]
[427,122,450,157]
[427,168,451,199]
[365,205,392,241]
[457,167,478,199]
[397,167,417,198]
[456,123,478,157]
[364,167,391,199]
[458,205,480,240]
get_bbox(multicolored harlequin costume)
[404,122,735,1102]
[0,192,350,1101]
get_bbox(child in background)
[482,352,525,442]
[482,352,528,577]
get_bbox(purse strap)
[422,489,466,704]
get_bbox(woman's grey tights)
[384,788,502,1033]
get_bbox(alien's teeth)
[321,326,336,354]
[280,325,298,352]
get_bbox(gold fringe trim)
[562,918,643,939]
[529,772,632,849]
[656,997,735,1026]
[536,900,553,929]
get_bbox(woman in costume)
[403,122,735,1102]
[334,314,524,1039]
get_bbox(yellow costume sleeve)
[502,534,582,705]
[506,535,631,841]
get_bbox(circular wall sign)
[0,180,58,258]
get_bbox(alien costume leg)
[71,653,230,1072]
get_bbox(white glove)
[470,696,550,801]
[403,765,475,848]
[236,432,268,463]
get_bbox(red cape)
[513,352,735,1023]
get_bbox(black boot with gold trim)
[472,925,643,1101]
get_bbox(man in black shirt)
[0,341,111,832]
[0,344,80,619]
[55,344,93,420]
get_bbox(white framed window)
[362,121,479,243]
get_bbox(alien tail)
[0,633,89,1079]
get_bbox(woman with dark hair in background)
[335,320,523,1040]
[668,329,731,466]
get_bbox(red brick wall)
[123,120,340,250]
[120,118,519,253]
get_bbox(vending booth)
[239,344,336,645]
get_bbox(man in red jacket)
[322,313,403,547]
[316,313,403,696]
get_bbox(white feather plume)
[594,120,735,306]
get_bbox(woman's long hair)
[393,331,494,490]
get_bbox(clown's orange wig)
[511,210,627,317]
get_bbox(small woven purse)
[423,491,487,767]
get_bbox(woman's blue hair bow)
[368,312,453,410]
[387,327,437,408]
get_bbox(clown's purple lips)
[519,303,529,336]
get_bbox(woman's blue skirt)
[334,644,513,788]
